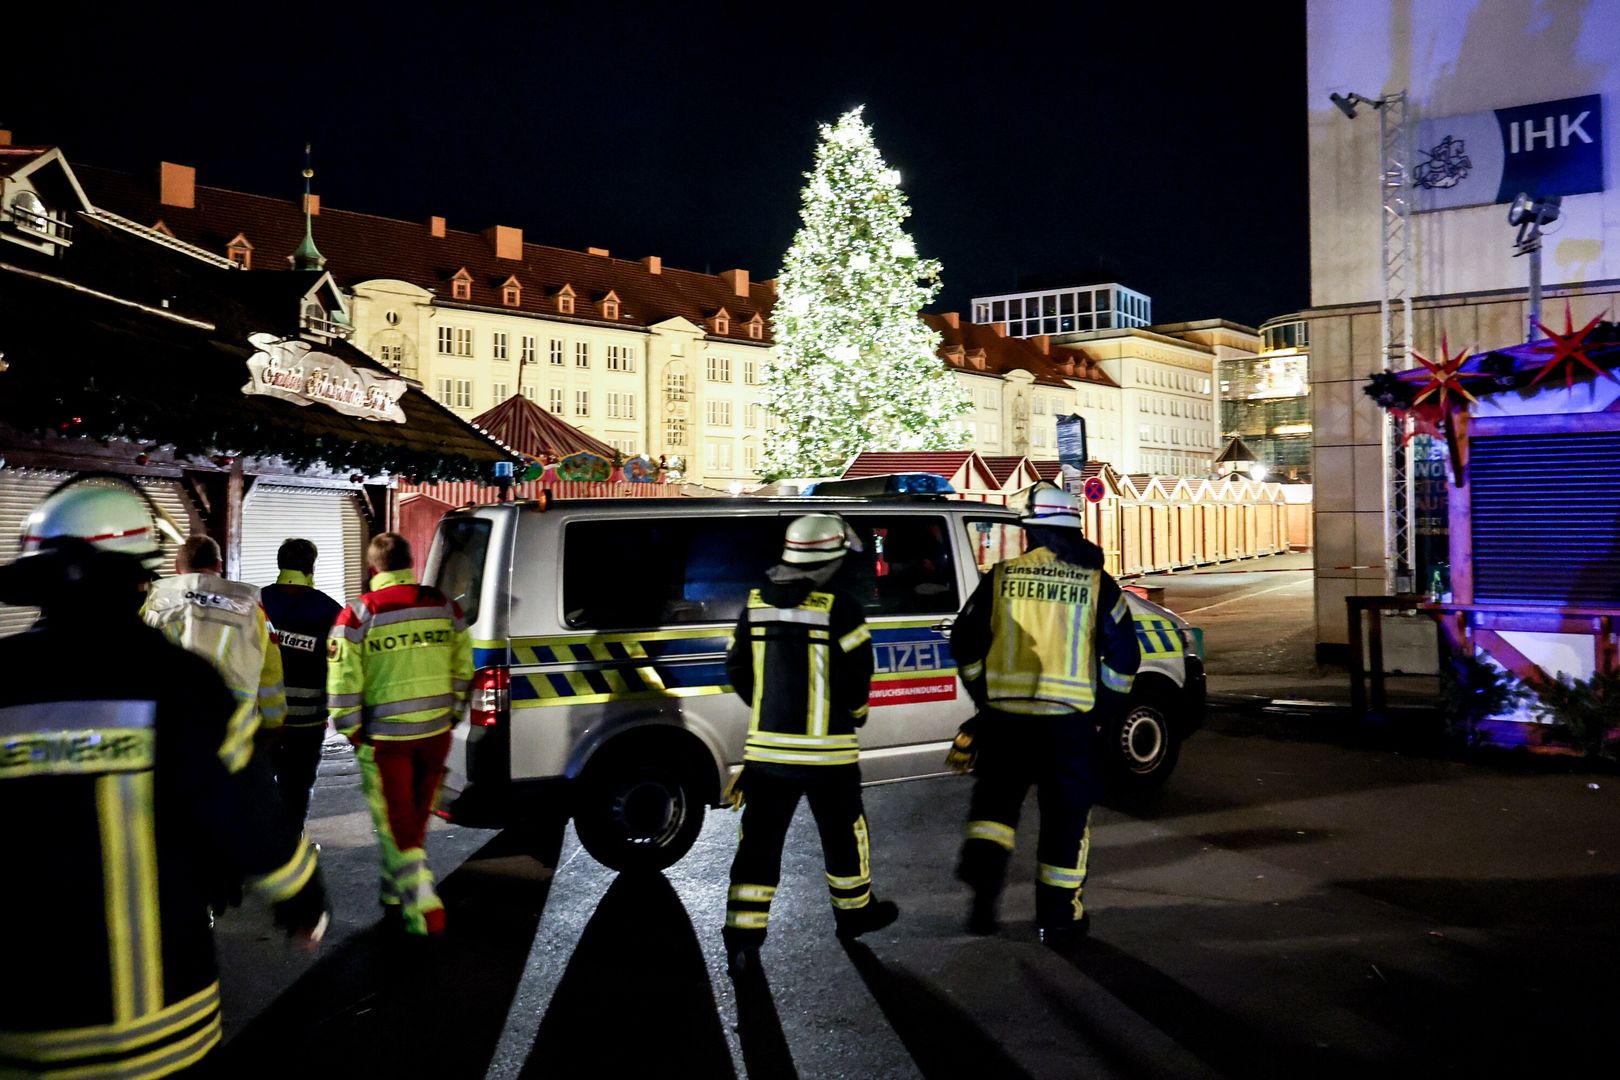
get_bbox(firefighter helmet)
[1021,485,1084,530]
[19,480,166,571]
[781,513,859,564]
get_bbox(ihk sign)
[1412,94,1603,212]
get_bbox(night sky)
[8,1,1308,327]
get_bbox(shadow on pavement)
[219,811,566,1076]
[1057,935,1354,1079]
[521,871,735,1078]
[730,963,799,1080]
[840,939,1035,1080]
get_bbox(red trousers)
[356,730,451,933]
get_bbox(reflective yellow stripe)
[1111,595,1130,623]
[127,772,161,1018]
[850,703,869,721]
[248,836,318,902]
[830,891,871,909]
[808,641,830,736]
[960,659,984,681]
[217,699,259,774]
[743,746,860,766]
[855,814,871,880]
[728,883,778,903]
[0,982,219,1061]
[838,625,871,652]
[966,820,1016,850]
[725,910,770,930]
[96,775,135,1025]
[1038,862,1086,888]
[826,871,868,890]
[1100,662,1135,693]
[746,731,859,749]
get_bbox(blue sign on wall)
[1412,94,1603,212]
[1056,413,1087,468]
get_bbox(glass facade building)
[971,283,1152,338]
[1219,314,1311,481]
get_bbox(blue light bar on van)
[801,473,957,497]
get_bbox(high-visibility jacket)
[952,544,1140,716]
[327,569,472,742]
[724,579,873,768]
[142,573,287,771]
[260,571,343,729]
[0,613,319,1080]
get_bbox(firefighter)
[948,485,1141,947]
[0,479,328,1079]
[721,513,899,977]
[143,535,287,772]
[328,532,471,938]
[259,538,343,831]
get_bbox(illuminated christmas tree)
[763,107,971,479]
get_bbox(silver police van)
[425,494,1205,871]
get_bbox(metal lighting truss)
[1376,91,1415,594]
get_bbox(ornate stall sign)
[557,451,611,483]
[242,333,407,423]
[622,455,659,482]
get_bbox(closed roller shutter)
[0,471,199,637]
[1471,431,1620,606]
[241,485,368,606]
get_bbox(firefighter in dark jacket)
[721,513,899,976]
[948,485,1141,947]
[259,537,344,831]
[0,480,329,1080]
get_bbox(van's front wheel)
[573,754,707,872]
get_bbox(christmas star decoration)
[1529,304,1617,389]
[1408,334,1481,410]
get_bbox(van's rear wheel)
[573,754,707,872]
[1104,687,1181,792]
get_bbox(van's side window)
[842,515,959,617]
[563,517,786,629]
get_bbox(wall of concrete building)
[1307,0,1620,652]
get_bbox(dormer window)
[7,189,73,246]
[599,290,620,320]
[450,268,473,301]
[709,308,731,336]
[556,284,576,315]
[501,275,522,307]
[746,314,764,340]
[226,233,253,269]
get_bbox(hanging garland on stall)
[1363,309,1620,486]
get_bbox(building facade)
[971,281,1152,337]
[77,162,777,489]
[1306,0,1620,654]
[1220,313,1311,481]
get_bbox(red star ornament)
[1408,334,1483,410]
[1529,304,1618,389]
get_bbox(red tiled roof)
[0,146,51,178]
[1031,459,1067,482]
[74,164,778,344]
[979,455,1029,485]
[924,315,1118,389]
[471,394,615,461]
[841,451,977,479]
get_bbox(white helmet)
[1020,485,1084,530]
[782,513,859,564]
[19,480,166,571]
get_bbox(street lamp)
[1508,192,1562,342]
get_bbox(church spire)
[292,143,325,271]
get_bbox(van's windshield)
[429,517,492,625]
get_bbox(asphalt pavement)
[206,557,1619,1077]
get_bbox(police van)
[425,493,1205,871]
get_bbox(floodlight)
[1508,192,1560,228]
[1329,91,1382,120]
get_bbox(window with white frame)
[548,388,563,414]
[492,382,509,402]
[610,437,636,455]
[607,344,635,372]
[981,387,999,411]
[745,403,761,428]
[492,332,509,361]
[574,390,590,416]
[444,328,469,357]
[666,419,687,446]
[453,380,472,409]
[378,344,403,371]
[706,400,732,426]
[707,441,733,470]
[522,385,536,400]
[1034,397,1047,415]
[743,357,757,384]
[707,355,731,382]
[549,339,564,365]
[435,377,452,405]
[437,326,454,355]
[666,370,688,395]
[1033,428,1047,448]
[982,422,999,444]
[520,335,536,364]
[575,341,589,368]
[607,392,637,420]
